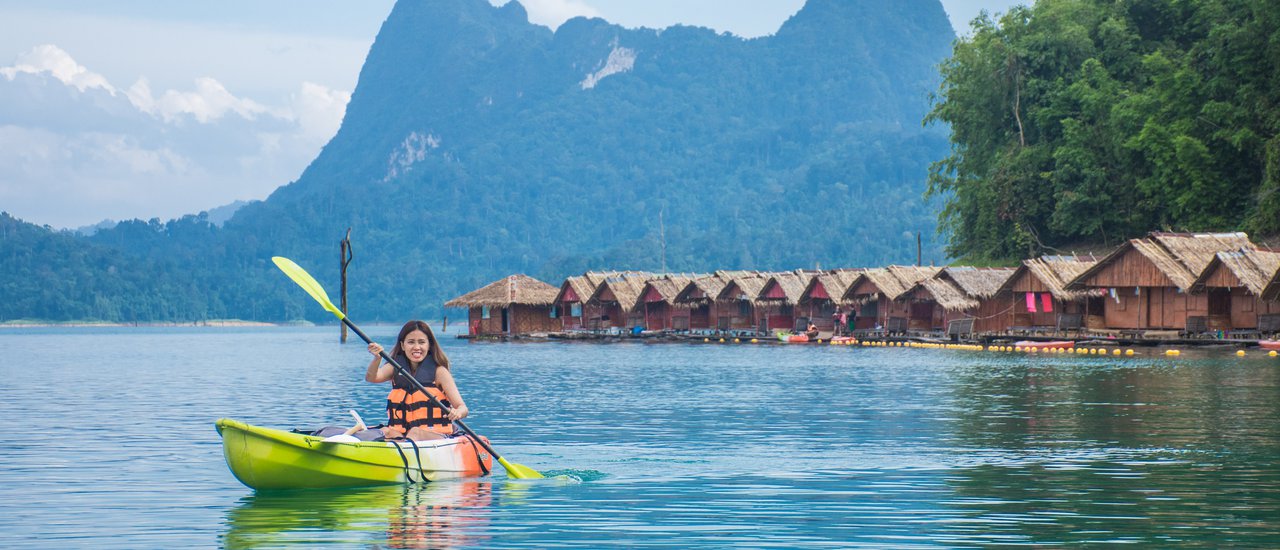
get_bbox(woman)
[804,321,820,340]
[366,320,469,440]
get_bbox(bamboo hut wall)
[687,303,713,329]
[467,307,491,335]
[882,300,914,327]
[1009,270,1052,293]
[1226,288,1280,328]
[973,295,1011,334]
[601,303,626,329]
[469,307,501,335]
[1009,292,1074,328]
[1100,287,1208,329]
[641,301,674,331]
[1202,267,1241,289]
[850,278,880,296]
[1088,252,1178,288]
[512,304,559,334]
[466,305,559,335]
[715,281,760,331]
[903,288,943,330]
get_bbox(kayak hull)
[1260,340,1279,351]
[216,418,492,490]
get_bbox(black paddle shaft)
[341,318,506,462]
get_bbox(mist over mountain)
[4,0,955,323]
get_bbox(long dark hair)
[389,320,450,371]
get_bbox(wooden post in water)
[340,228,353,343]
[916,232,922,267]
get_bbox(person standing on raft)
[365,320,469,440]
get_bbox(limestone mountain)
[6,0,956,322]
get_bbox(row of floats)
[698,336,1280,357]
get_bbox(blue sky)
[0,0,1024,229]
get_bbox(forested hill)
[3,0,956,323]
[927,0,1280,261]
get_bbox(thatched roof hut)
[588,272,655,311]
[1265,266,1280,302]
[844,265,941,302]
[908,267,1015,313]
[1068,232,1258,292]
[674,272,739,307]
[554,271,618,304]
[1152,232,1256,278]
[640,274,702,306]
[715,272,774,303]
[759,270,817,304]
[1193,249,1280,296]
[444,274,559,308]
[800,269,862,305]
[940,267,1017,300]
[913,277,978,311]
[998,255,1102,301]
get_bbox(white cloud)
[0,44,351,228]
[0,44,115,93]
[127,76,275,123]
[290,81,351,143]
[494,0,602,29]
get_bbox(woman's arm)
[365,343,395,383]
[435,366,469,420]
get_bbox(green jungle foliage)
[927,0,1280,261]
[2,0,955,323]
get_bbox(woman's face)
[401,329,431,363]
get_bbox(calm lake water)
[2,326,1279,548]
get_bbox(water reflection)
[933,356,1280,545]
[222,482,494,549]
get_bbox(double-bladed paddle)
[272,256,544,479]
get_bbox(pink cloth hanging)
[1041,293,1053,313]
[1025,292,1037,313]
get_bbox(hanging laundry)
[1026,292,1037,313]
[1041,293,1053,313]
[1110,288,1119,303]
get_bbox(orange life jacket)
[386,355,454,436]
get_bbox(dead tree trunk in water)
[340,228,353,343]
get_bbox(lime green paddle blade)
[272,256,345,320]
[499,457,544,479]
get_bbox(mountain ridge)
[5,0,957,323]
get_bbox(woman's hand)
[367,343,383,357]
[448,404,468,421]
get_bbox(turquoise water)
[2,326,1279,547]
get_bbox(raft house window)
[738,300,751,317]
[550,306,558,319]
[482,306,490,319]
[571,303,582,317]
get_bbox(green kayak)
[216,418,493,490]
